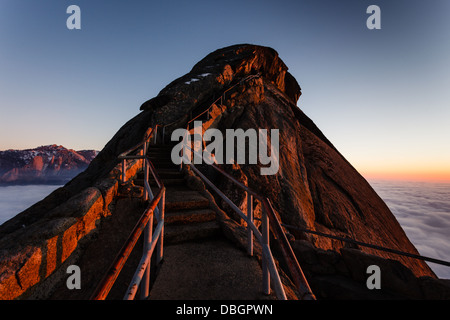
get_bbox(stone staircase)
[132,144,272,300]
[136,144,221,244]
[48,142,270,300]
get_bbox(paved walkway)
[149,238,273,300]
[49,143,273,300]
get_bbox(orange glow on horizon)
[354,159,450,183]
[361,170,450,183]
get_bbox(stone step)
[164,190,210,211]
[164,221,221,244]
[134,178,185,187]
[156,168,183,176]
[147,150,173,156]
[137,169,182,179]
[147,157,174,163]
[137,169,181,177]
[147,148,175,156]
[155,178,185,186]
[152,161,179,169]
[153,172,184,180]
[165,208,216,225]
[149,238,272,300]
[147,143,177,149]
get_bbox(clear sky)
[0,0,449,182]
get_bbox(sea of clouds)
[1,181,449,279]
[0,185,61,225]
[369,180,450,279]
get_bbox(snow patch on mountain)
[0,145,99,184]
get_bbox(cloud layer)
[369,180,450,279]
[0,185,60,225]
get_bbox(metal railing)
[281,223,450,268]
[185,73,261,131]
[91,126,166,300]
[181,143,315,300]
[169,71,315,299]
[160,73,261,142]
[91,72,313,300]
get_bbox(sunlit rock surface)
[2,44,448,300]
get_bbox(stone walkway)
[49,143,271,300]
[149,238,272,300]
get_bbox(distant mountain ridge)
[0,145,98,185]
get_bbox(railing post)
[180,136,183,172]
[180,128,189,172]
[247,193,253,256]
[262,207,270,295]
[154,126,158,144]
[122,159,126,183]
[143,136,148,157]
[157,189,165,264]
[144,158,149,202]
[140,212,153,299]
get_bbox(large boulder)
[143,43,435,279]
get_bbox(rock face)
[1,44,447,300]
[144,44,436,278]
[0,145,98,185]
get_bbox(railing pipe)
[140,210,153,299]
[282,223,450,269]
[91,187,164,300]
[124,220,164,300]
[143,152,149,201]
[96,126,166,301]
[148,159,162,189]
[122,159,126,183]
[247,193,253,256]
[182,74,261,133]
[188,163,263,243]
[182,129,314,300]
[261,244,287,300]
[262,208,270,295]
[185,157,288,298]
[263,200,316,300]
[156,191,165,264]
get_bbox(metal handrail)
[263,201,315,300]
[118,126,156,159]
[171,70,315,299]
[187,162,286,299]
[91,126,166,300]
[281,223,450,268]
[160,73,262,140]
[92,71,310,300]
[182,145,315,300]
[186,73,261,129]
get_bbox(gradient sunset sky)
[0,0,449,182]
